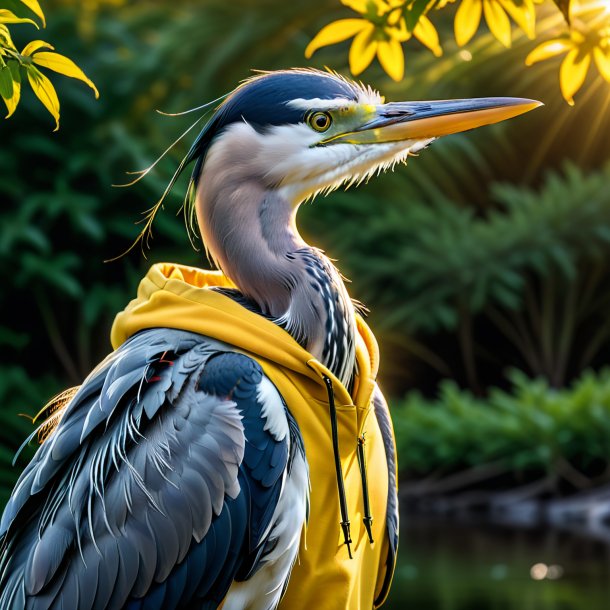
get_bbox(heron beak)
[322,97,542,145]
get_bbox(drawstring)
[357,434,374,543]
[324,375,375,557]
[324,375,352,559]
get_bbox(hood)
[111,263,379,411]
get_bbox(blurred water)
[385,516,610,610]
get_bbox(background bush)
[395,368,610,483]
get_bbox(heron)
[0,69,540,610]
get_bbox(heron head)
[187,69,541,205]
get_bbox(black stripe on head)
[214,70,360,130]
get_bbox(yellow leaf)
[377,38,404,81]
[386,7,404,28]
[387,16,408,42]
[33,52,99,98]
[500,0,535,39]
[349,24,377,75]
[455,0,482,47]
[414,16,443,57]
[27,65,60,130]
[21,39,53,56]
[560,48,591,105]
[0,24,16,49]
[18,0,45,27]
[525,38,572,65]
[2,62,20,118]
[305,19,367,58]
[484,0,512,48]
[0,9,38,28]
[593,46,610,83]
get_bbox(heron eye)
[308,111,332,132]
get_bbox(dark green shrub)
[394,368,610,482]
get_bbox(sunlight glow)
[546,565,565,580]
[530,563,564,580]
[581,0,610,15]
[530,563,548,580]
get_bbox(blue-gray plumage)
[0,68,540,609]
[0,330,306,609]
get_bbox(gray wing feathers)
[0,329,250,609]
[1,331,199,535]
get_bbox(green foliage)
[306,163,610,389]
[0,0,98,128]
[354,163,610,333]
[394,368,610,478]
[0,367,57,507]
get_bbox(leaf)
[0,64,13,100]
[348,23,376,75]
[32,52,99,98]
[0,9,37,27]
[21,39,53,56]
[593,46,610,83]
[559,48,590,106]
[20,252,82,297]
[0,24,16,49]
[377,38,404,81]
[26,65,60,130]
[405,0,435,32]
[483,0,512,48]
[525,38,572,66]
[305,19,366,58]
[1,61,20,118]
[500,0,536,39]
[551,0,571,25]
[413,15,442,57]
[18,0,46,27]
[454,0,482,47]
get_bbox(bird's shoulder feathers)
[0,328,307,610]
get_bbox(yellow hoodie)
[111,263,396,609]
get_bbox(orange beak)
[322,97,542,145]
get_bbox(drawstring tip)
[363,517,374,544]
[357,434,375,546]
[340,520,353,559]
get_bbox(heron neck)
[196,176,356,385]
